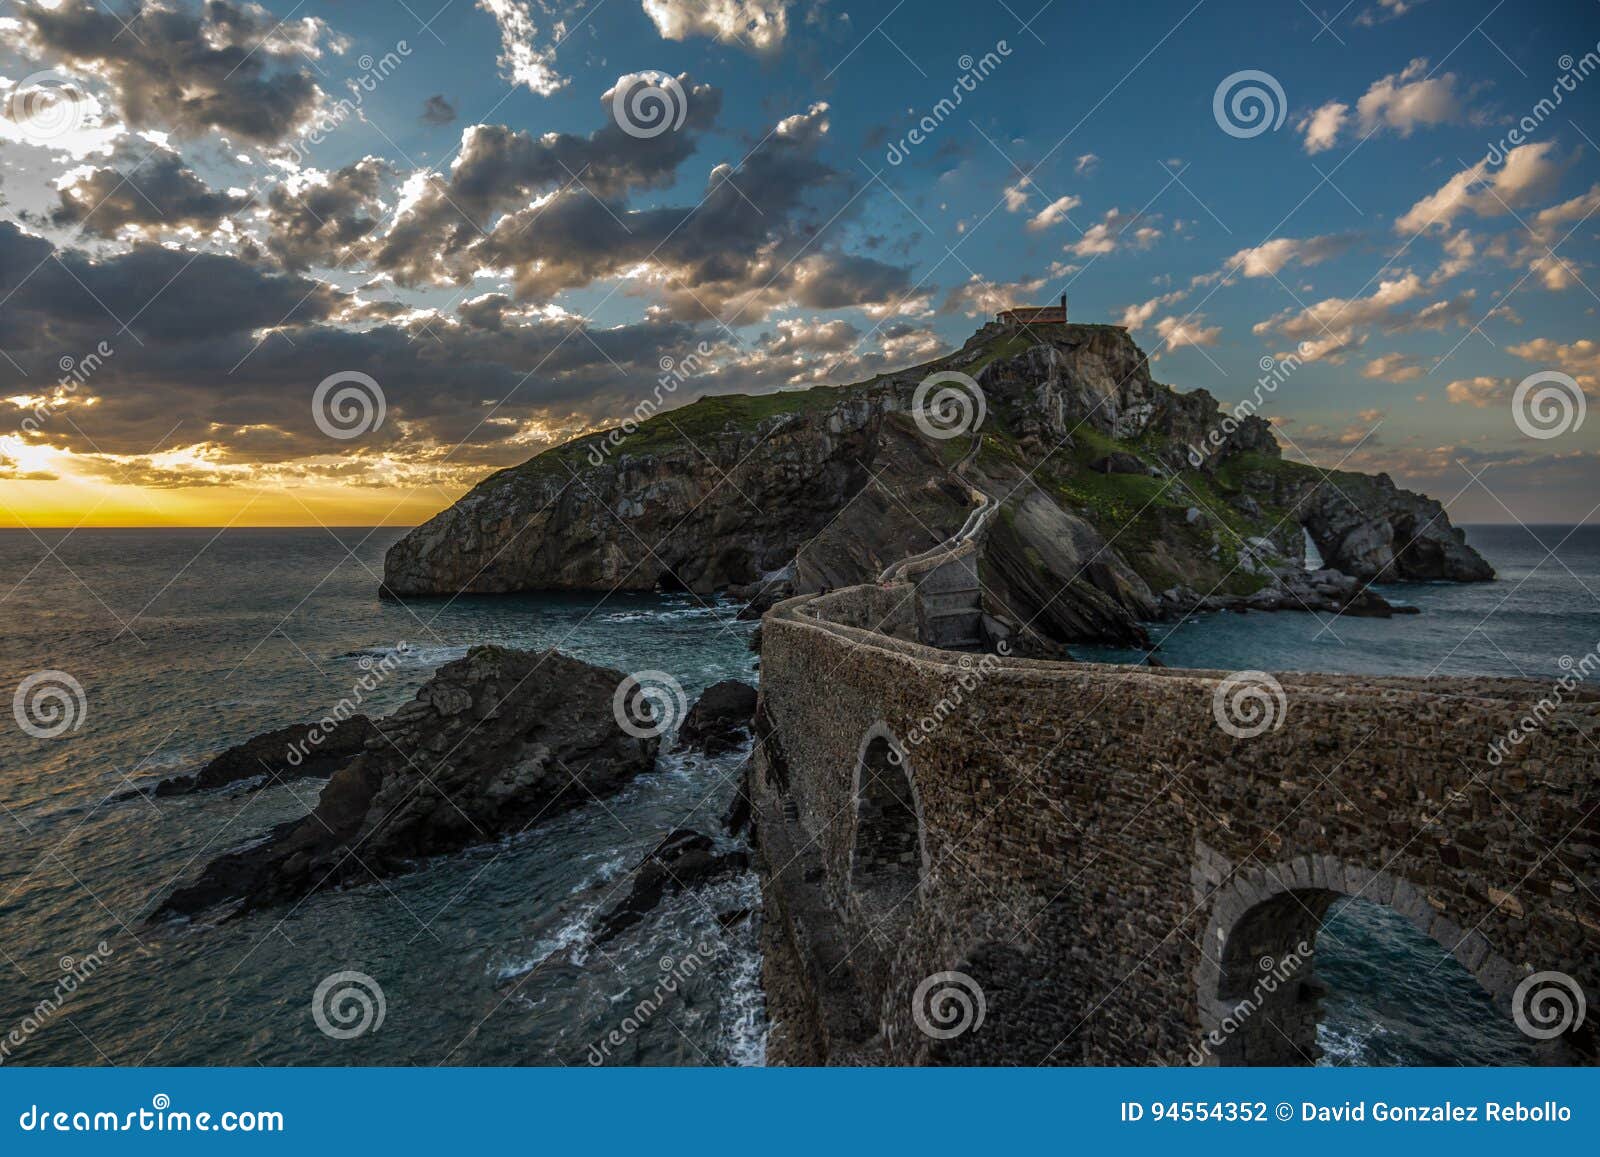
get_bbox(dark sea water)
[1,523,1590,1066]
[0,527,762,1067]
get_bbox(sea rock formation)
[591,829,751,944]
[676,680,758,756]
[151,646,657,921]
[382,322,1493,646]
[146,716,375,797]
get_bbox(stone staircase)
[877,433,995,651]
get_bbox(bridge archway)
[849,724,926,935]
[1196,856,1528,1066]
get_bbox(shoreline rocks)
[675,680,758,756]
[144,716,375,798]
[151,646,657,922]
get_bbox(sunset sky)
[1,0,1598,528]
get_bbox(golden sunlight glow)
[0,443,470,528]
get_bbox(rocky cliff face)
[383,322,1493,646]
[152,646,657,920]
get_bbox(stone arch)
[1195,855,1525,1066]
[848,723,927,932]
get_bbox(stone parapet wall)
[754,583,1600,1065]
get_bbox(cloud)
[1508,337,1600,392]
[370,74,722,285]
[641,0,790,50]
[1298,102,1348,154]
[48,145,250,237]
[262,158,391,272]
[1074,153,1099,175]
[421,95,457,125]
[1117,288,1188,331]
[1223,233,1358,278]
[1394,142,1563,234]
[1067,207,1161,257]
[1155,314,1219,350]
[1297,58,1468,154]
[477,0,568,96]
[1025,195,1081,232]
[1002,177,1033,212]
[1355,58,1465,136]
[12,0,339,144]
[1362,353,1425,382]
[1356,0,1425,26]
[1253,271,1478,363]
[942,264,1077,316]
[1444,376,1509,407]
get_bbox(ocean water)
[2,523,1588,1066]
[0,527,763,1066]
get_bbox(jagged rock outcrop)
[382,321,1493,646]
[146,716,375,797]
[676,680,758,756]
[591,829,750,944]
[151,646,657,921]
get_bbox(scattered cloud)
[422,95,458,125]
[1394,142,1563,234]
[641,0,791,50]
[478,0,569,96]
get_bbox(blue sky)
[1,0,1597,525]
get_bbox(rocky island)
[382,321,1492,652]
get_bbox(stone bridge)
[750,579,1600,1065]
